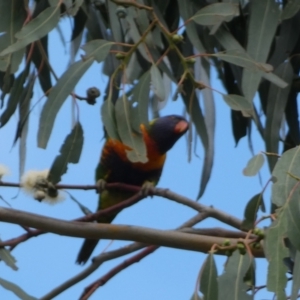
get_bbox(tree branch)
[0,207,251,254]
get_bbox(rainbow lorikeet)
[76,115,189,264]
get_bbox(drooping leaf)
[214,26,287,89]
[177,0,206,53]
[192,3,239,26]
[38,58,93,148]
[195,56,215,201]
[0,69,29,128]
[0,277,37,300]
[243,154,265,176]
[0,5,60,56]
[286,191,300,252]
[125,7,150,61]
[181,79,209,199]
[265,212,288,299]
[281,0,300,20]
[241,193,265,231]
[218,251,253,300]
[265,62,294,172]
[222,94,252,111]
[150,64,165,101]
[101,98,119,140]
[199,253,218,300]
[29,0,52,93]
[271,147,300,207]
[0,239,18,271]
[81,39,114,62]
[132,71,151,126]
[115,94,148,163]
[241,0,280,101]
[212,50,273,73]
[0,0,26,73]
[48,122,84,184]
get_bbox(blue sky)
[0,19,276,300]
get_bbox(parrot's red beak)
[174,120,189,134]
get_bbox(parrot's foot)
[96,179,106,194]
[141,181,155,197]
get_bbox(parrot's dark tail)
[76,239,99,265]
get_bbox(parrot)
[76,115,189,264]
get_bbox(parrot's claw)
[96,179,106,194]
[141,181,155,197]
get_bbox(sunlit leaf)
[38,58,93,148]
[243,154,265,176]
[48,122,84,184]
[199,253,218,300]
[192,3,239,26]
[0,277,37,300]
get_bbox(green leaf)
[177,0,206,53]
[265,213,288,299]
[241,193,265,231]
[150,64,165,101]
[0,69,28,128]
[17,73,35,179]
[38,58,93,148]
[241,0,280,101]
[81,39,114,62]
[132,71,151,126]
[125,7,149,61]
[199,253,218,300]
[243,154,265,176]
[115,94,148,163]
[222,94,252,111]
[281,0,300,20]
[214,27,287,89]
[196,57,215,200]
[212,50,273,73]
[181,80,209,198]
[48,122,84,184]
[0,277,37,300]
[265,62,294,172]
[271,146,300,207]
[192,3,239,26]
[101,99,120,140]
[218,251,252,300]
[0,0,26,73]
[291,251,300,300]
[0,5,60,56]
[286,192,300,252]
[0,239,18,271]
